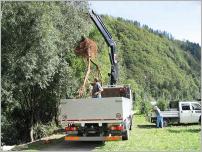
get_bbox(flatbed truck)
[148,101,201,126]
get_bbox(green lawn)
[94,114,201,151]
[13,114,201,151]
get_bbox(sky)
[89,1,201,45]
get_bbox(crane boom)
[89,10,118,85]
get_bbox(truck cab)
[179,101,201,123]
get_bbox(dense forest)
[1,1,201,145]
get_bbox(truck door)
[191,102,201,123]
[179,102,192,123]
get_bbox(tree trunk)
[54,106,59,126]
[55,115,59,126]
[30,113,34,142]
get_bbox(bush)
[157,98,169,111]
[1,114,30,145]
[33,122,59,140]
[139,99,152,115]
[1,116,18,145]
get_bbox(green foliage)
[1,1,91,144]
[90,15,200,106]
[156,98,169,111]
[139,98,153,114]
[1,115,20,145]
[33,122,59,140]
[88,27,111,84]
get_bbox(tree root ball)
[75,38,97,59]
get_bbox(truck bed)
[59,97,132,124]
[151,111,179,118]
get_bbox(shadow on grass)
[169,123,200,127]
[133,113,143,116]
[137,124,157,129]
[12,136,105,151]
[167,128,201,133]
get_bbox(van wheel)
[163,120,168,127]
[122,129,129,140]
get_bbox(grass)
[94,114,201,151]
[13,114,201,151]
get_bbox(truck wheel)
[122,129,129,140]
[163,120,168,127]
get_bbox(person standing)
[154,106,163,128]
[92,78,103,98]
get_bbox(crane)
[89,10,118,86]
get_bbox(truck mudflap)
[65,136,122,141]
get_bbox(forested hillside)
[1,1,200,145]
[89,16,201,106]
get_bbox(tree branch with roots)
[75,38,102,98]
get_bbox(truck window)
[191,103,201,110]
[181,104,190,110]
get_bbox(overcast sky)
[89,1,201,45]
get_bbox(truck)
[59,10,134,141]
[148,101,201,127]
[59,85,133,141]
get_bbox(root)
[90,59,102,85]
[76,58,91,98]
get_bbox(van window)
[181,104,190,110]
[191,103,201,110]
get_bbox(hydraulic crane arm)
[89,10,118,85]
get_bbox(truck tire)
[199,116,201,124]
[122,129,129,140]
